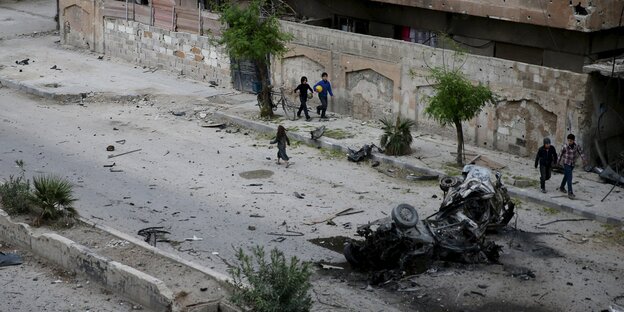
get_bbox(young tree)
[426,67,495,165]
[219,0,293,118]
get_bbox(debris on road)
[0,252,23,267]
[103,162,115,168]
[347,144,381,162]
[137,227,170,247]
[304,208,364,225]
[294,192,305,199]
[170,111,186,116]
[106,145,115,151]
[108,148,142,159]
[15,58,30,65]
[184,235,203,241]
[311,125,325,140]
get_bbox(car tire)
[343,242,362,267]
[440,176,461,192]
[392,203,419,228]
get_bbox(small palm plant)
[30,175,77,225]
[380,115,417,156]
[229,246,312,312]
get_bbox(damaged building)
[59,0,624,166]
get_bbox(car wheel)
[343,242,362,267]
[392,203,419,228]
[440,176,461,192]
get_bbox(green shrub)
[229,246,312,312]
[0,160,32,215]
[0,175,32,215]
[30,175,77,224]
[380,115,416,156]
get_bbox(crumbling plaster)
[60,0,103,52]
[274,21,591,157]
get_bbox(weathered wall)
[59,0,103,52]
[103,18,231,87]
[370,0,624,32]
[273,21,591,157]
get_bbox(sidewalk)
[1,34,621,225]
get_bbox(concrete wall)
[273,21,591,157]
[103,19,231,87]
[0,210,174,312]
[370,0,624,32]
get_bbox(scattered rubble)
[347,143,381,162]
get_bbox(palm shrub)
[229,246,312,312]
[30,175,77,224]
[380,115,417,156]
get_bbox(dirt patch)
[238,169,274,179]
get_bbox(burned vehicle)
[344,165,515,273]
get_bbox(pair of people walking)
[535,133,585,199]
[293,72,333,120]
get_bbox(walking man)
[557,134,586,199]
[313,72,333,119]
[534,137,557,193]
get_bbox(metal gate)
[231,58,261,93]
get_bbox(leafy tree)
[426,67,495,165]
[219,0,293,118]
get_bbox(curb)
[214,111,623,226]
[0,77,82,101]
[0,77,149,103]
[0,210,173,312]
[0,210,241,312]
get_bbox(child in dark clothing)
[294,76,313,121]
[534,137,558,193]
[270,125,291,168]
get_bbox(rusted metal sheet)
[134,5,152,25]
[153,4,174,30]
[152,0,176,6]
[176,7,199,33]
[101,0,134,19]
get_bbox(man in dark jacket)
[535,137,558,193]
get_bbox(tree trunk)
[255,59,273,118]
[454,118,464,165]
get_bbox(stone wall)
[273,21,591,157]
[103,19,231,87]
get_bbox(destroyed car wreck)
[344,165,515,276]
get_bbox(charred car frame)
[344,165,515,273]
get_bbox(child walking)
[534,137,558,193]
[557,133,586,199]
[270,125,291,167]
[313,72,333,119]
[294,76,313,121]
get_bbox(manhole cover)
[239,169,274,179]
